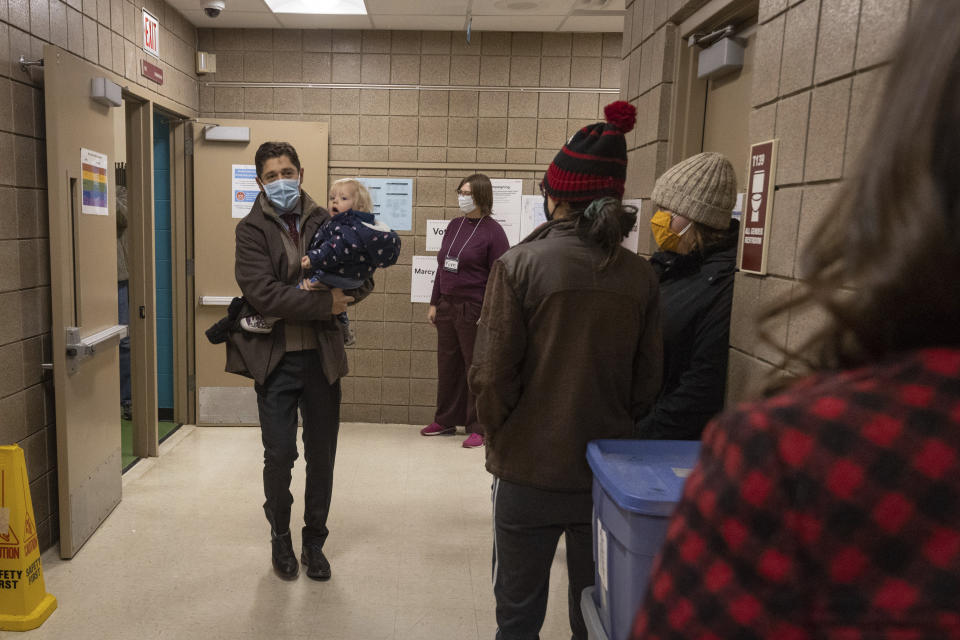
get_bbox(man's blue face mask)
[263,178,301,213]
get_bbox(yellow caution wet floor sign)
[0,445,57,631]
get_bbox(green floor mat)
[121,417,134,469]
[159,420,178,441]
[121,417,179,471]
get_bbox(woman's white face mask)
[458,194,477,214]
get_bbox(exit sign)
[142,9,159,58]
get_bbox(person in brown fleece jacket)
[469,102,663,640]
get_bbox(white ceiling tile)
[267,0,366,14]
[558,14,623,31]
[470,0,574,15]
[470,14,565,31]
[167,0,271,13]
[571,0,625,9]
[369,15,466,30]
[221,0,273,11]
[181,9,285,27]
[273,13,372,27]
[174,0,620,32]
[365,0,468,15]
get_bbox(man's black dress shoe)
[301,544,331,581]
[271,530,299,580]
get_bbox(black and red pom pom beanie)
[542,100,637,203]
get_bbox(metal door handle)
[139,305,146,319]
[199,296,236,306]
[65,325,128,374]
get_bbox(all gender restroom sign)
[740,139,778,275]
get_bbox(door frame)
[668,0,759,166]
[119,91,196,454]
[125,95,159,459]
[124,101,197,456]
[168,116,196,426]
[151,108,196,428]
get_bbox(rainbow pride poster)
[81,148,109,216]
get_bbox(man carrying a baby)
[230,141,373,582]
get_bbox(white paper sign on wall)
[621,198,643,253]
[411,256,437,304]
[231,164,259,219]
[80,148,109,216]
[520,195,547,241]
[490,179,523,246]
[425,220,447,252]
[732,192,744,221]
[358,177,413,231]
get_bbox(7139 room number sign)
[740,139,779,275]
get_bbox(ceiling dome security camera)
[203,0,225,18]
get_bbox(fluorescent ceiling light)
[264,0,366,14]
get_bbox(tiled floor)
[28,424,575,640]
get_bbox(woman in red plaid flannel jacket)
[633,2,960,638]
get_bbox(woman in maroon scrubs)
[420,173,510,448]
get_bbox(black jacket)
[636,220,739,440]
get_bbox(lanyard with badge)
[443,216,484,273]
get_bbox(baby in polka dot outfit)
[243,178,401,346]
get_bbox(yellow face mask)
[650,209,692,252]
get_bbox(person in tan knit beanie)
[650,151,737,252]
[637,151,739,440]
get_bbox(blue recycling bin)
[581,586,609,640]
[586,439,702,640]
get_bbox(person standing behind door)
[420,173,509,449]
[116,185,132,421]
[230,141,372,582]
[469,101,663,640]
[635,152,739,440]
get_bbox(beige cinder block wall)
[621,0,912,406]
[0,0,199,551]
[199,28,622,425]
